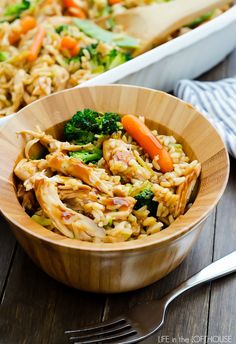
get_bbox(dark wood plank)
[199,48,236,344]
[0,245,60,344]
[0,245,106,344]
[0,217,16,302]
[207,158,236,343]
[101,211,216,344]
[48,284,106,344]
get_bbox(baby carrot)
[27,26,46,62]
[121,115,174,173]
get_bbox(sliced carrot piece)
[109,0,122,5]
[60,36,77,50]
[27,27,46,62]
[63,0,77,7]
[67,6,86,18]
[121,115,174,173]
[63,0,87,18]
[70,44,80,56]
[8,28,22,45]
[9,17,37,45]
[21,16,37,34]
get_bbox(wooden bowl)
[0,85,229,293]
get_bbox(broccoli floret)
[86,43,99,57]
[97,112,123,135]
[64,108,122,144]
[134,189,158,217]
[64,123,94,144]
[104,49,131,70]
[83,44,104,73]
[72,108,99,131]
[69,147,102,164]
[72,44,130,73]
[64,109,99,144]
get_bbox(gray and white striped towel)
[174,78,236,157]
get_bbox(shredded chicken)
[14,158,48,181]
[152,162,201,218]
[17,184,37,214]
[41,175,136,232]
[103,138,151,182]
[19,129,93,153]
[46,151,120,196]
[34,177,106,241]
[175,162,201,217]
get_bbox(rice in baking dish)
[0,0,230,117]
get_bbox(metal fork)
[65,251,236,344]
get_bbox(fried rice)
[14,110,201,243]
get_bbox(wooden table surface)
[0,50,236,344]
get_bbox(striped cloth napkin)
[174,78,236,157]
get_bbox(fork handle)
[164,251,236,305]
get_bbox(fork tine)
[74,329,137,344]
[69,323,131,340]
[65,317,125,335]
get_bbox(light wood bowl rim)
[0,85,229,252]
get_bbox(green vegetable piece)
[32,214,52,227]
[4,0,30,17]
[64,108,122,144]
[67,56,80,64]
[91,64,105,73]
[106,17,115,31]
[99,5,112,18]
[71,44,129,71]
[108,218,113,226]
[85,43,99,57]
[134,189,158,217]
[0,51,9,62]
[96,112,123,134]
[65,125,95,144]
[107,50,129,69]
[98,48,129,70]
[55,25,69,34]
[73,18,140,49]
[64,109,99,144]
[69,147,102,164]
[186,11,214,29]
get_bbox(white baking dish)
[81,4,236,90]
[1,5,236,126]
